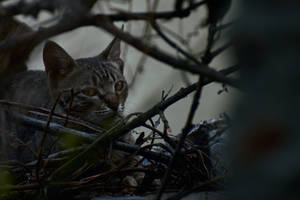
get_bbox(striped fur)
[0,37,133,163]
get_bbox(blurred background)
[16,0,238,134]
[6,1,300,199]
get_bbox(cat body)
[0,71,53,161]
[0,34,134,164]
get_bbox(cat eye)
[82,87,98,96]
[114,81,124,92]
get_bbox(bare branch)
[0,15,238,89]
[15,114,171,164]
[0,0,56,18]
[0,100,105,133]
[151,21,202,66]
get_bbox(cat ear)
[99,25,124,60]
[100,36,121,60]
[99,26,124,73]
[43,41,76,86]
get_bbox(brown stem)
[35,93,61,182]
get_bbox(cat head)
[43,37,127,127]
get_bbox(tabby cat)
[0,35,134,163]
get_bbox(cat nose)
[104,93,119,111]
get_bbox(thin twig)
[143,124,176,149]
[0,0,56,18]
[0,183,39,191]
[0,100,105,133]
[14,114,172,164]
[13,137,38,159]
[151,21,203,67]
[213,21,236,32]
[78,167,148,185]
[35,93,61,182]
[210,41,232,58]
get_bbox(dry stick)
[202,25,218,64]
[162,24,189,46]
[149,118,158,150]
[158,96,171,136]
[0,0,56,18]
[0,100,104,133]
[151,21,203,67]
[101,0,206,21]
[17,114,171,164]
[13,137,38,159]
[116,141,173,175]
[29,111,105,133]
[35,93,61,182]
[0,100,58,117]
[210,41,232,59]
[140,143,174,157]
[0,0,205,19]
[175,0,184,11]
[143,123,176,149]
[48,65,238,182]
[0,160,32,172]
[160,111,171,134]
[0,0,97,18]
[184,77,204,138]
[213,21,236,32]
[0,183,39,191]
[78,167,148,184]
[160,88,173,135]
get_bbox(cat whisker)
[94,110,108,114]
[94,107,110,113]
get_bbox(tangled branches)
[0,0,237,199]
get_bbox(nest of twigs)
[0,102,228,199]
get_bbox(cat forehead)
[76,57,105,69]
[75,57,124,79]
[75,57,125,84]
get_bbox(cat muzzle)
[104,94,119,111]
